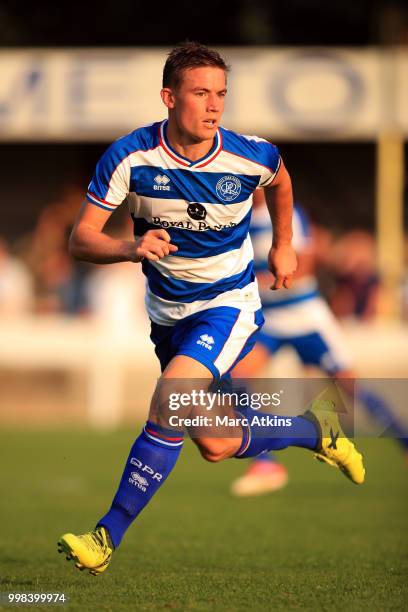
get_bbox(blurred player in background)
[57,42,365,576]
[231,190,408,497]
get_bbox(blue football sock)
[98,421,183,547]
[357,388,408,450]
[235,406,318,458]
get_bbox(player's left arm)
[264,161,297,290]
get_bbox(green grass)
[0,430,407,611]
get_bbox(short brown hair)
[162,41,229,89]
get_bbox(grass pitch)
[0,430,407,611]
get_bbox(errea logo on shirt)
[154,175,171,191]
[197,334,215,350]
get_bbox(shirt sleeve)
[258,142,282,188]
[86,142,130,211]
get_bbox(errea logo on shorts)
[153,174,171,191]
[197,334,215,350]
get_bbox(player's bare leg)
[150,355,242,461]
[232,343,271,378]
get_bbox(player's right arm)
[70,138,177,264]
[69,202,178,264]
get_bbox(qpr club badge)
[216,175,242,202]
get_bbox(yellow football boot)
[58,526,113,576]
[304,399,365,485]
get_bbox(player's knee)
[196,438,239,463]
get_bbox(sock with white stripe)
[234,406,318,458]
[97,421,183,548]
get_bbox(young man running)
[58,42,365,575]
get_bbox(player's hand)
[133,229,178,263]
[268,244,297,290]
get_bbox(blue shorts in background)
[257,330,344,376]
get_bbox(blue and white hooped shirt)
[86,120,281,325]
